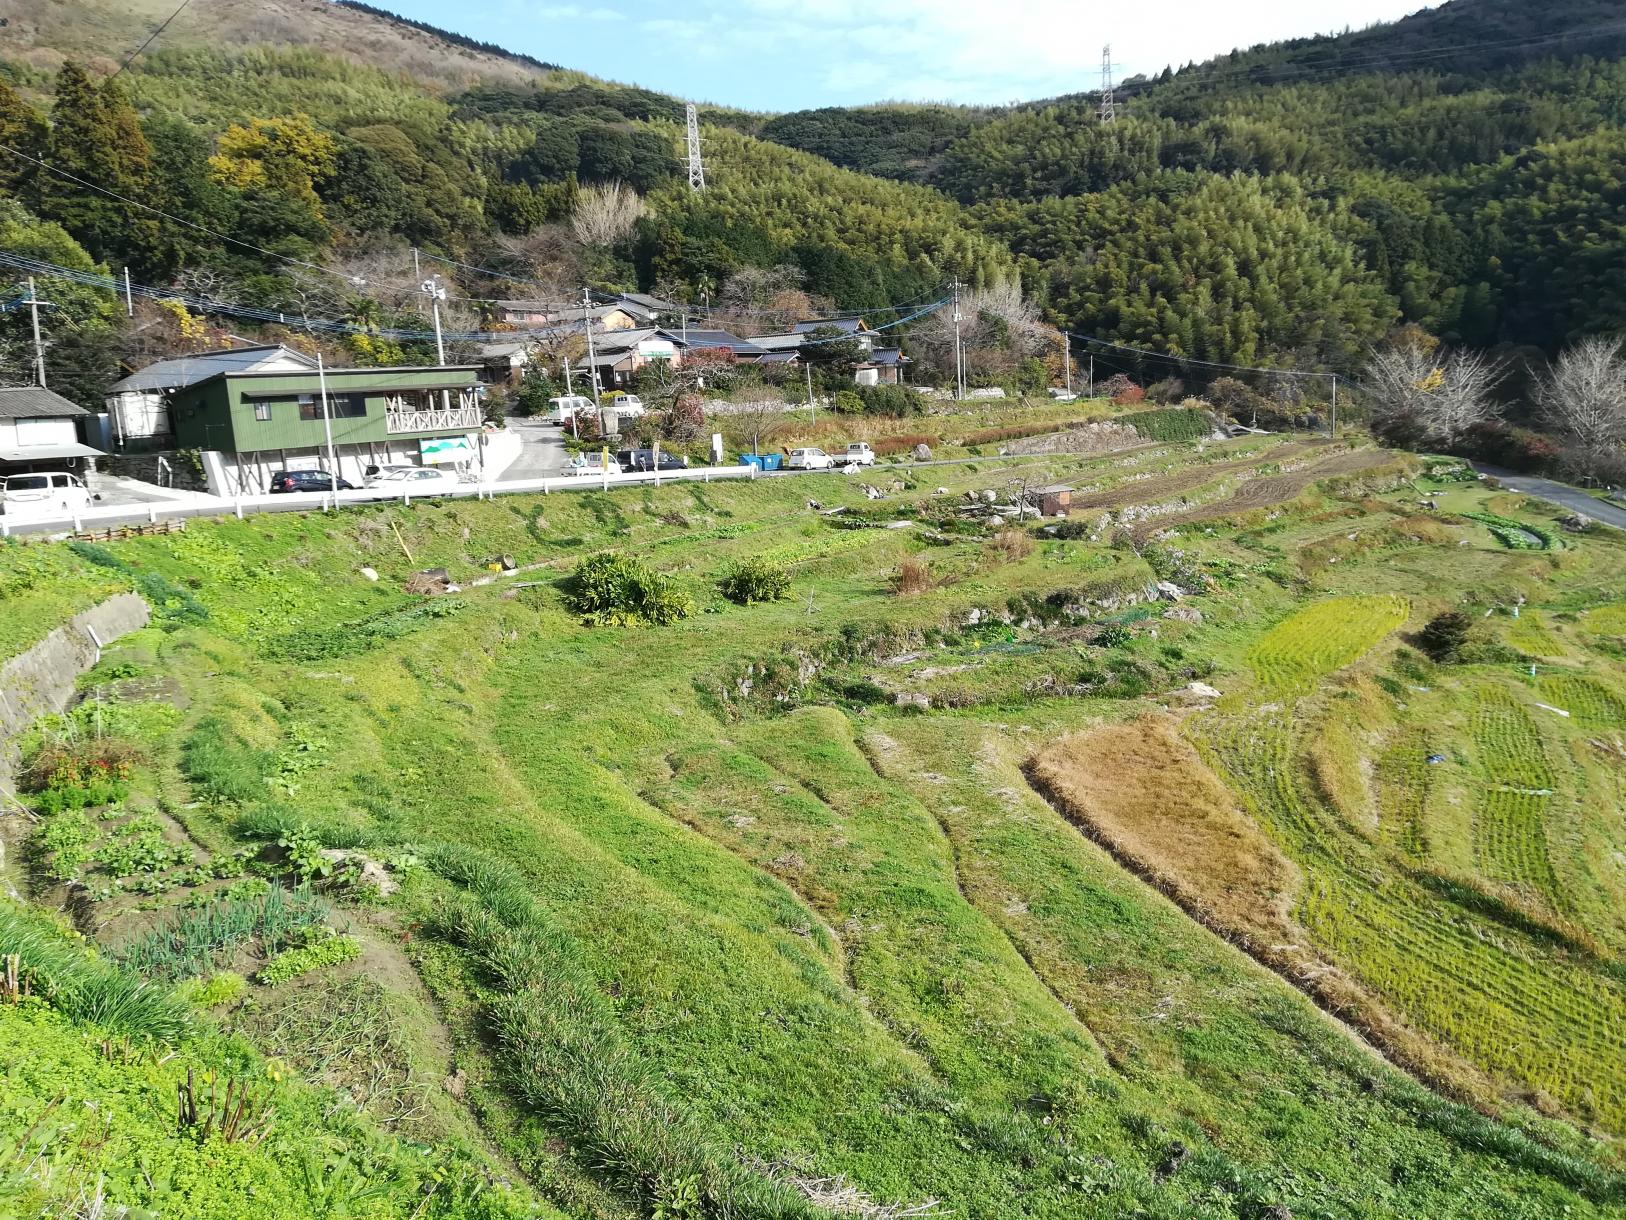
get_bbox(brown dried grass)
[891,558,935,596]
[1027,715,1297,938]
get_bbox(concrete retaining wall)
[0,593,150,794]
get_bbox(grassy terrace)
[5,435,1626,1217]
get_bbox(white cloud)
[677,0,1427,105]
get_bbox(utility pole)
[805,361,815,425]
[952,280,965,400]
[1329,373,1338,438]
[122,267,134,318]
[1088,354,1094,400]
[583,288,601,428]
[422,274,450,410]
[1063,339,1071,393]
[412,247,421,280]
[1099,45,1116,124]
[26,276,46,388]
[686,103,706,192]
[316,353,340,487]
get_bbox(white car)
[609,393,646,418]
[839,443,875,467]
[362,464,422,486]
[1,471,96,519]
[564,453,623,477]
[1048,388,1079,402]
[786,447,835,471]
[375,466,462,493]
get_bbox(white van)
[546,395,595,425]
[1,471,96,520]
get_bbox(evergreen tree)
[0,79,48,202]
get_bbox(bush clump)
[719,557,791,605]
[1417,610,1472,662]
[564,551,695,626]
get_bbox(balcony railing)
[384,392,482,434]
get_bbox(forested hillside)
[756,0,1626,366]
[4,0,1626,394]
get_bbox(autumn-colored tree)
[209,115,338,220]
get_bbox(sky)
[385,0,1431,110]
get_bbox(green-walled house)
[164,365,486,495]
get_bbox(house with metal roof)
[105,344,316,446]
[163,365,487,496]
[0,385,104,473]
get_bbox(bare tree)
[570,182,647,248]
[1535,336,1626,465]
[1363,338,1505,447]
[911,280,1053,383]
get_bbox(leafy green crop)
[257,933,362,985]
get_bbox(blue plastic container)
[759,453,784,471]
[738,454,763,469]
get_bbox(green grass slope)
[5,438,1626,1217]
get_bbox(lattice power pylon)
[686,103,706,191]
[1099,45,1116,124]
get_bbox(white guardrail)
[0,463,768,537]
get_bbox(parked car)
[362,463,421,486]
[839,443,875,466]
[1047,388,1079,402]
[564,453,623,476]
[546,395,595,424]
[382,466,461,493]
[609,393,646,418]
[786,447,835,470]
[0,471,97,518]
[268,470,353,493]
[616,448,689,472]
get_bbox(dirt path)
[1130,447,1397,538]
[1070,440,1328,512]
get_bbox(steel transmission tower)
[1099,45,1116,124]
[686,103,706,191]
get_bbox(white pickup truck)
[839,443,876,467]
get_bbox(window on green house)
[253,401,272,422]
[297,394,366,421]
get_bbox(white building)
[0,385,104,476]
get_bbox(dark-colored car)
[268,470,354,493]
[616,448,689,473]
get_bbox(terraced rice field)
[1539,673,1626,729]
[1247,594,1411,692]
[1467,685,1560,898]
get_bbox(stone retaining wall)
[0,593,150,794]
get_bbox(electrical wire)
[0,142,358,284]
[108,0,197,81]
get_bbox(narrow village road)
[496,416,566,481]
[1470,463,1626,530]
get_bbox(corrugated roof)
[0,386,91,418]
[109,345,315,393]
[746,332,804,351]
[755,351,800,364]
[674,330,768,356]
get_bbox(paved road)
[1470,463,1626,530]
[496,416,565,482]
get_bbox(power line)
[1065,329,1337,381]
[0,141,357,284]
[108,0,196,81]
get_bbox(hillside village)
[5,2,1626,1219]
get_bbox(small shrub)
[257,933,362,986]
[719,557,791,605]
[892,558,935,596]
[564,552,696,626]
[989,529,1035,562]
[178,971,248,1009]
[832,390,864,414]
[23,740,139,811]
[1417,611,1472,663]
